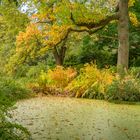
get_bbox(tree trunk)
[53,46,66,66]
[117,0,129,75]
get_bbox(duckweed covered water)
[11,97,140,140]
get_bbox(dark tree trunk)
[117,0,129,75]
[53,46,67,66]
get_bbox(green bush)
[0,77,31,140]
[0,119,30,140]
[106,77,140,102]
[26,62,48,79]
[0,101,30,140]
[12,64,30,78]
[129,67,140,78]
[0,77,30,102]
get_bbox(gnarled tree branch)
[70,12,119,29]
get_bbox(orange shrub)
[36,66,77,94]
[49,66,77,88]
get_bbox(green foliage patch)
[0,77,31,140]
[106,76,140,102]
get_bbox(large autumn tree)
[10,0,118,66]
[7,0,139,74]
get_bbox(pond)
[11,97,140,140]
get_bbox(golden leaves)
[129,12,140,27]
[66,63,115,97]
[38,66,77,89]
[129,0,136,7]
[44,24,70,47]
[16,23,42,49]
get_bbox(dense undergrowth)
[27,64,140,102]
[0,76,31,140]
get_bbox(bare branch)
[36,20,53,24]
[70,26,105,34]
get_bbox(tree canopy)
[0,0,139,74]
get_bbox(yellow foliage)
[129,12,139,27]
[31,8,56,22]
[16,23,42,50]
[14,23,46,61]
[129,0,135,7]
[38,66,77,90]
[44,25,70,47]
[65,63,115,98]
